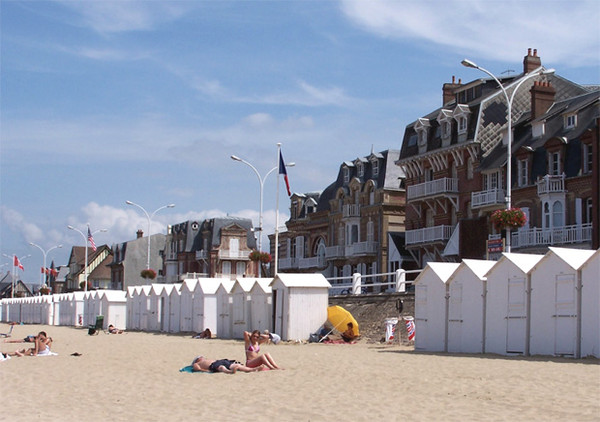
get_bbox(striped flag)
[13,255,24,271]
[279,150,291,196]
[404,317,416,341]
[87,227,97,251]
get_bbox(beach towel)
[37,351,58,357]
[179,365,212,373]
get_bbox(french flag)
[279,150,291,196]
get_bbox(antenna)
[501,69,515,76]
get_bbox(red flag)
[88,227,97,252]
[13,255,24,271]
[279,150,291,196]
[41,267,45,274]
[51,268,58,277]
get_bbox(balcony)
[218,250,250,260]
[537,174,566,195]
[471,188,505,209]
[195,250,208,260]
[325,245,345,259]
[406,225,454,246]
[343,204,360,217]
[324,242,379,260]
[299,256,325,269]
[511,223,592,249]
[278,257,298,270]
[407,177,458,201]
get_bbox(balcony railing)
[324,241,378,260]
[471,188,505,208]
[218,250,250,260]
[537,174,566,195]
[406,225,454,245]
[325,245,345,259]
[195,250,207,260]
[407,178,459,201]
[278,257,298,270]
[511,223,592,249]
[343,204,361,217]
[299,256,325,269]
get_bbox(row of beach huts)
[414,247,599,358]
[0,274,332,342]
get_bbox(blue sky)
[1,0,599,285]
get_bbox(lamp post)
[461,59,554,252]
[29,242,62,289]
[68,225,107,292]
[230,155,295,252]
[126,201,175,270]
[2,253,31,298]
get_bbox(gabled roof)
[454,259,496,281]
[547,247,596,271]
[490,252,545,275]
[270,273,331,288]
[414,262,460,284]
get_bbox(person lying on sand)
[4,334,37,343]
[8,331,52,357]
[191,355,258,374]
[192,328,211,339]
[108,325,124,334]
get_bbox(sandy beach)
[1,323,598,422]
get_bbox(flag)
[279,150,291,196]
[41,267,45,274]
[404,317,416,341]
[13,255,24,271]
[88,227,97,251]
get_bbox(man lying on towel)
[191,355,258,374]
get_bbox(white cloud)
[340,0,600,66]
[0,206,44,244]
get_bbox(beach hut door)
[414,285,428,351]
[554,275,577,356]
[506,277,527,354]
[447,283,463,353]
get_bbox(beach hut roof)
[415,262,460,284]
[181,278,200,292]
[547,247,596,270]
[196,278,223,294]
[271,273,331,288]
[489,252,545,276]
[459,259,496,280]
[216,279,236,293]
[101,290,127,302]
[233,278,256,292]
[251,278,273,293]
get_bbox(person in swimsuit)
[244,330,282,370]
[4,334,36,343]
[9,331,52,357]
[191,355,257,374]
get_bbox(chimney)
[523,48,542,73]
[530,81,556,119]
[443,75,463,105]
[136,229,144,239]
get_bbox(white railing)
[327,270,421,296]
[407,177,459,201]
[195,250,207,260]
[406,225,454,245]
[218,250,250,260]
[325,245,345,259]
[278,257,298,269]
[343,204,361,217]
[471,188,505,208]
[537,174,566,195]
[351,241,378,255]
[299,256,324,269]
[511,223,592,248]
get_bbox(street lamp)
[461,59,554,252]
[2,253,31,298]
[29,242,62,289]
[68,225,108,292]
[126,201,175,270]
[230,155,295,252]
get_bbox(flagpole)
[274,143,281,276]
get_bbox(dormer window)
[548,151,561,175]
[357,162,364,177]
[565,113,577,129]
[371,159,379,177]
[458,117,467,132]
[452,104,471,135]
[414,118,431,149]
[343,167,350,183]
[436,109,453,140]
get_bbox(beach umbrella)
[327,305,359,337]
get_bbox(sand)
[1,323,598,422]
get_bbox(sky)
[1,0,599,286]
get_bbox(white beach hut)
[484,252,544,356]
[216,279,235,339]
[413,262,460,352]
[249,278,273,332]
[146,284,166,332]
[100,290,127,329]
[446,259,496,354]
[138,285,152,331]
[191,278,224,335]
[51,295,61,326]
[581,249,600,358]
[157,284,177,332]
[179,279,199,333]
[270,273,330,342]
[126,286,137,330]
[168,284,182,333]
[530,247,595,357]
[231,278,256,339]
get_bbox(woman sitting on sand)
[9,331,52,357]
[243,330,282,370]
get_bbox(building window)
[564,113,577,129]
[548,151,561,175]
[236,261,246,276]
[458,116,467,133]
[552,201,564,228]
[369,189,375,205]
[442,121,451,138]
[343,167,350,183]
[583,143,593,174]
[418,130,427,147]
[483,171,500,190]
[467,158,474,180]
[372,160,379,177]
[543,202,550,229]
[367,220,374,242]
[357,163,364,177]
[425,168,433,182]
[222,261,231,276]
[518,159,528,187]
[585,197,593,224]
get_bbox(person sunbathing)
[341,322,358,342]
[244,330,282,370]
[192,328,211,339]
[9,331,52,356]
[191,355,258,374]
[108,325,124,334]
